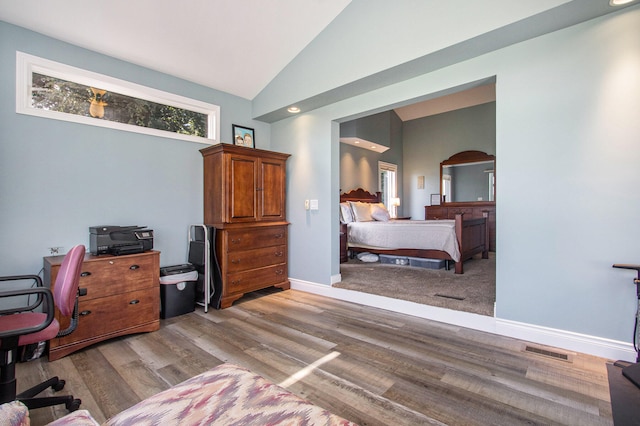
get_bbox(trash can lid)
[160,263,196,276]
[159,270,198,284]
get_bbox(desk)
[44,250,160,360]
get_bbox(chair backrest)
[53,245,85,317]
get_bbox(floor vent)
[524,345,569,361]
[435,294,465,301]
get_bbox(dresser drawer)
[54,287,159,347]
[225,226,287,252]
[76,254,158,300]
[425,206,446,220]
[226,264,287,294]
[226,244,286,273]
[447,208,474,218]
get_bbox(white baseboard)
[289,278,636,362]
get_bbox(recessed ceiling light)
[287,106,300,113]
[354,140,360,144]
[610,0,636,5]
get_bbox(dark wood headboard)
[340,188,381,203]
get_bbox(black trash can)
[159,264,198,319]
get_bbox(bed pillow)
[371,203,391,222]
[339,202,354,223]
[349,201,374,222]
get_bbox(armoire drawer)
[226,244,286,273]
[54,287,159,347]
[225,226,287,252]
[226,264,288,294]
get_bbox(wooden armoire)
[200,143,290,308]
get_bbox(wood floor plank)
[16,289,615,425]
[94,336,143,369]
[117,358,169,400]
[244,342,444,426]
[69,347,141,420]
[440,369,611,425]
[42,356,103,421]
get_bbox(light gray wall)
[267,7,640,346]
[403,103,496,220]
[0,21,270,273]
[270,115,337,285]
[339,111,404,214]
[252,0,582,120]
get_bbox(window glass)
[17,52,220,144]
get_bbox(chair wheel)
[66,398,81,412]
[52,379,66,392]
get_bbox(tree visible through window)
[31,73,208,138]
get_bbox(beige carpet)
[335,253,495,316]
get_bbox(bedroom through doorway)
[337,81,497,316]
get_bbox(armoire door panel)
[230,156,257,220]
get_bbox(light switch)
[310,199,319,210]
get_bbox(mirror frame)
[440,150,496,204]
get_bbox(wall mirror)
[440,150,495,203]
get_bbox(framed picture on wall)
[232,124,255,148]
[430,194,441,206]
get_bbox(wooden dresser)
[200,143,290,308]
[44,250,160,361]
[425,202,496,252]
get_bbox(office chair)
[0,244,85,412]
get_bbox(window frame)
[16,51,220,144]
[378,161,398,217]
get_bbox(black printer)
[89,225,154,255]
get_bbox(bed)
[340,188,488,274]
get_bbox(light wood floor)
[17,288,613,425]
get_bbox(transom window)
[16,52,220,144]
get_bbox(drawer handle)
[78,288,87,297]
[274,233,284,239]
[80,271,91,277]
[275,269,284,275]
[129,299,140,305]
[275,251,283,257]
[231,238,241,244]
[130,265,140,270]
[231,259,240,264]
[231,280,241,286]
[80,310,91,316]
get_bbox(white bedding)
[347,219,461,262]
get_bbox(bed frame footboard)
[453,212,489,274]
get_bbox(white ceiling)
[0,0,351,100]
